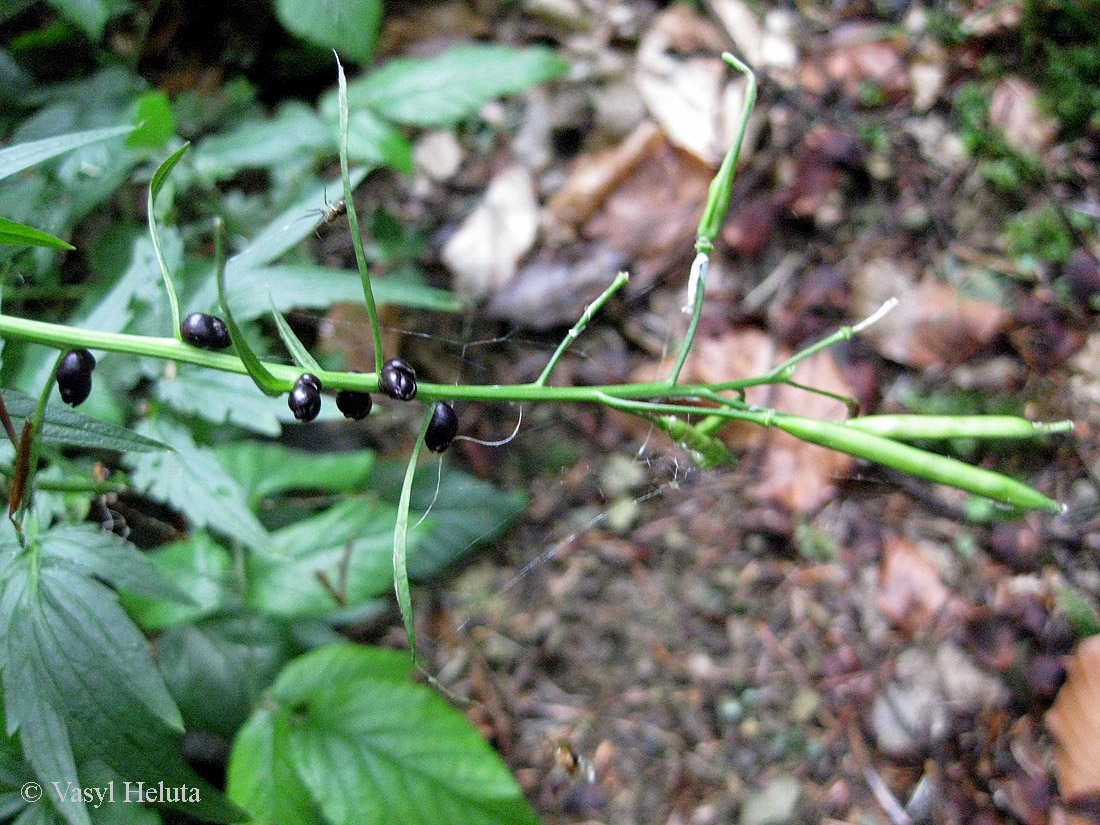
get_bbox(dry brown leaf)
[822,27,910,102]
[851,259,1010,368]
[635,4,751,166]
[548,121,664,228]
[582,136,713,285]
[989,77,1058,155]
[1047,636,1100,816]
[877,537,952,636]
[442,165,539,301]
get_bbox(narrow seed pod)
[844,415,1074,440]
[288,374,322,421]
[425,402,459,452]
[180,313,232,350]
[776,413,1064,513]
[379,358,417,401]
[335,389,372,420]
[56,349,96,407]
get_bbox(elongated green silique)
[845,414,1074,440]
[775,414,1064,513]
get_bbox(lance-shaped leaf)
[147,142,190,334]
[269,296,321,373]
[0,217,75,250]
[1,389,168,453]
[0,124,135,180]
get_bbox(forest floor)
[335,2,1100,824]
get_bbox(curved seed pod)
[776,413,1064,513]
[845,415,1074,440]
[425,402,458,452]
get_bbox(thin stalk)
[536,271,629,386]
[667,252,708,386]
[336,56,384,374]
[767,298,898,379]
[12,352,62,528]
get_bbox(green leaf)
[0,217,75,250]
[127,91,175,149]
[229,643,540,825]
[214,441,374,507]
[394,413,431,660]
[125,418,270,552]
[227,709,323,825]
[217,234,283,398]
[246,498,405,618]
[0,124,135,180]
[154,367,285,437]
[39,524,192,603]
[119,532,235,631]
[346,108,413,173]
[192,104,332,179]
[225,264,462,318]
[148,143,190,335]
[1,555,244,824]
[0,389,169,452]
[269,296,322,373]
[342,44,569,127]
[46,0,112,40]
[274,0,381,61]
[157,615,297,738]
[222,172,369,276]
[377,463,527,579]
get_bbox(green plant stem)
[536,271,629,386]
[336,56,384,375]
[12,353,61,528]
[766,298,898,379]
[0,313,792,401]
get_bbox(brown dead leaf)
[821,27,910,102]
[989,77,1058,155]
[851,259,1010,368]
[1047,636,1100,818]
[877,537,952,636]
[441,165,539,301]
[549,121,664,229]
[582,136,713,285]
[636,4,752,166]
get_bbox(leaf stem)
[766,297,898,379]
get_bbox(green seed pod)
[844,415,1074,441]
[775,413,1064,513]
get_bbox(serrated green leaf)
[245,497,415,620]
[342,44,568,127]
[214,441,374,507]
[0,217,75,250]
[274,0,381,61]
[157,615,297,738]
[39,524,192,603]
[119,532,235,631]
[376,463,527,580]
[125,418,270,552]
[0,124,135,180]
[269,296,322,372]
[0,389,168,452]
[246,498,410,617]
[227,709,323,825]
[154,367,285,436]
[1,557,244,824]
[250,643,539,825]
